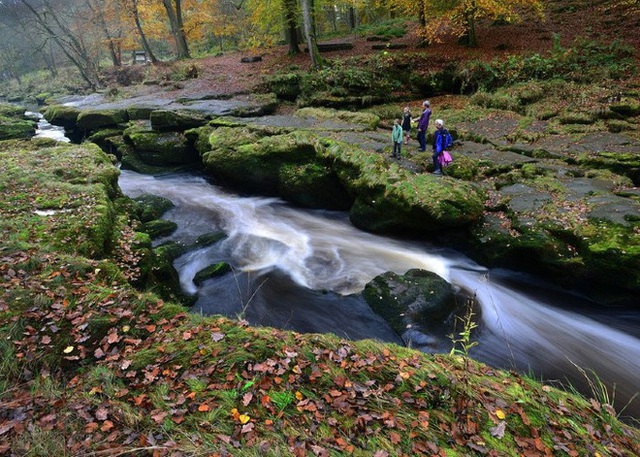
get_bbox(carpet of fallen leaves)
[1,139,639,456]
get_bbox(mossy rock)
[296,107,381,130]
[154,241,189,261]
[125,130,198,166]
[557,111,596,125]
[0,115,36,140]
[142,219,178,239]
[150,109,209,131]
[200,124,484,230]
[87,129,128,158]
[264,73,301,101]
[348,172,485,233]
[150,241,195,305]
[77,109,129,132]
[195,231,227,247]
[201,128,318,196]
[120,153,195,175]
[193,262,233,286]
[609,101,640,117]
[42,105,81,130]
[0,103,26,118]
[279,162,353,210]
[127,106,155,121]
[363,269,456,335]
[230,93,279,117]
[133,194,175,222]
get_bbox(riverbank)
[0,132,638,456]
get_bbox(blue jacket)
[432,128,450,154]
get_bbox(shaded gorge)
[119,170,640,421]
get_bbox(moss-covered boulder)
[142,219,178,239]
[87,128,129,158]
[195,123,485,229]
[468,169,640,306]
[133,193,175,222]
[195,231,227,247]
[199,126,353,209]
[193,261,233,286]
[362,269,457,336]
[609,100,640,117]
[149,241,195,304]
[0,115,36,140]
[76,108,129,132]
[296,107,381,131]
[0,103,26,118]
[127,106,155,121]
[229,93,279,117]
[573,151,640,186]
[124,127,198,167]
[150,109,208,131]
[41,104,81,134]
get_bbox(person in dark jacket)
[432,118,448,175]
[416,100,431,151]
[401,106,412,145]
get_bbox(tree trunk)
[87,0,121,66]
[283,0,300,55]
[300,0,321,68]
[131,0,158,63]
[162,0,190,59]
[417,0,428,47]
[348,6,356,30]
[465,14,478,47]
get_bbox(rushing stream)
[118,170,640,420]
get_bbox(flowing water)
[119,170,640,420]
[26,111,70,143]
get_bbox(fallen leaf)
[490,421,506,439]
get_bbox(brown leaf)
[151,411,168,424]
[490,421,506,439]
[0,421,16,436]
[100,420,114,432]
[241,422,255,434]
[95,406,109,421]
[107,331,119,344]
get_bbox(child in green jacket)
[391,119,403,159]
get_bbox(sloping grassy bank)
[1,140,639,455]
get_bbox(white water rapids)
[119,170,640,420]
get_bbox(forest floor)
[116,0,640,102]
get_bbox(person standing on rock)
[416,100,431,152]
[431,118,449,175]
[391,118,403,159]
[401,106,412,145]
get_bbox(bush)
[457,36,637,93]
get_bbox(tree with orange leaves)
[391,0,545,47]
